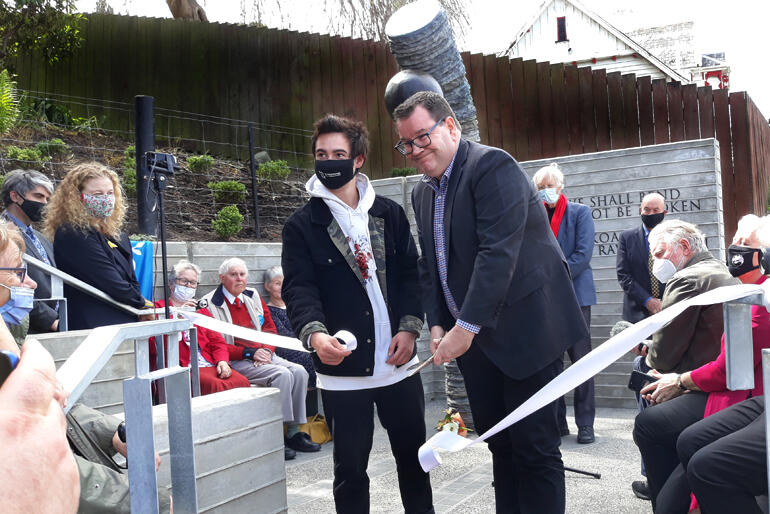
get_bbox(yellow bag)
[299,414,332,444]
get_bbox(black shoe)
[577,426,595,444]
[284,446,296,460]
[286,432,322,453]
[559,425,570,437]
[632,480,651,501]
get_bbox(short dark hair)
[311,115,369,160]
[1,169,54,207]
[392,91,457,124]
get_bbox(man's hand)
[631,343,649,357]
[433,325,475,365]
[253,348,273,366]
[645,298,663,314]
[0,339,80,513]
[112,431,162,471]
[216,361,231,378]
[50,319,59,332]
[310,332,351,365]
[386,331,416,366]
[429,325,446,354]
[641,372,683,404]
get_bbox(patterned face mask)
[81,193,115,218]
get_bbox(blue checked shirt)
[423,156,481,335]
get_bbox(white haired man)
[198,257,320,460]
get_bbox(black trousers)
[632,391,708,510]
[557,305,595,429]
[677,396,767,514]
[320,374,433,514]
[458,343,565,514]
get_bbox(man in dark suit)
[0,169,59,333]
[533,163,597,444]
[394,91,588,513]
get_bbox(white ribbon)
[178,311,309,353]
[418,282,768,472]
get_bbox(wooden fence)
[12,14,770,236]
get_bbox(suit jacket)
[647,251,739,373]
[281,195,423,378]
[411,139,588,380]
[53,225,145,330]
[616,225,666,322]
[555,201,596,307]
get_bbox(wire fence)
[0,89,321,241]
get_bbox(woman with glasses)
[0,221,38,346]
[149,260,250,396]
[43,162,151,330]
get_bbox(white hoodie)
[306,173,418,390]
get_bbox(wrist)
[676,374,688,392]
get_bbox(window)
[556,16,568,42]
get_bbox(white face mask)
[652,244,684,283]
[172,284,196,303]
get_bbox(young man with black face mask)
[0,169,59,333]
[281,115,433,513]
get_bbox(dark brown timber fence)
[11,14,770,238]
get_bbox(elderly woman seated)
[633,214,770,513]
[150,260,250,396]
[263,265,318,413]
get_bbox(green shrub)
[211,205,243,239]
[35,138,69,156]
[391,167,417,177]
[257,159,291,180]
[187,154,214,173]
[6,145,49,164]
[124,145,136,159]
[0,174,5,190]
[0,70,20,134]
[122,167,136,196]
[207,180,246,204]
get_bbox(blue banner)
[130,240,154,300]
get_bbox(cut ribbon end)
[418,430,472,472]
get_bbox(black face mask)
[727,245,761,277]
[761,248,770,275]
[641,212,665,230]
[314,158,357,190]
[18,196,45,223]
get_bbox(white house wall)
[576,55,667,80]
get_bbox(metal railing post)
[123,376,160,513]
[189,327,201,397]
[723,301,755,391]
[165,369,198,513]
[762,349,770,513]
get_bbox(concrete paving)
[285,400,651,514]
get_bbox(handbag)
[299,413,332,444]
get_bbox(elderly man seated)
[198,257,320,460]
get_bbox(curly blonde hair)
[43,162,126,240]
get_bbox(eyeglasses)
[175,278,198,288]
[394,117,446,156]
[0,266,26,283]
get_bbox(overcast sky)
[76,0,770,117]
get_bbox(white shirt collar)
[222,287,244,305]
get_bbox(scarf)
[548,194,568,237]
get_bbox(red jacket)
[198,296,278,362]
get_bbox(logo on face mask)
[727,245,760,278]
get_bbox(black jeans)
[320,374,433,514]
[557,305,595,429]
[677,396,767,514]
[633,391,708,510]
[458,343,565,514]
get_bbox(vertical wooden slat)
[510,57,528,160]
[362,41,383,178]
[469,53,488,144]
[697,86,715,140]
[351,39,368,124]
[667,82,685,142]
[729,92,753,220]
[307,33,323,124]
[328,36,344,117]
[497,57,517,157]
[578,66,596,153]
[523,59,542,159]
[564,64,581,155]
[485,54,503,150]
[652,79,669,144]
[636,76,654,147]
[682,83,700,140]
[375,43,395,178]
[592,68,610,152]
[621,73,639,148]
[606,71,624,149]
[713,88,735,241]
[550,63,570,157]
[537,61,554,157]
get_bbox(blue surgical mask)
[0,284,34,325]
[539,188,560,204]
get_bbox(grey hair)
[756,216,770,248]
[648,219,707,254]
[167,259,201,286]
[733,214,762,244]
[263,265,283,285]
[1,169,54,206]
[532,163,564,189]
[219,257,248,276]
